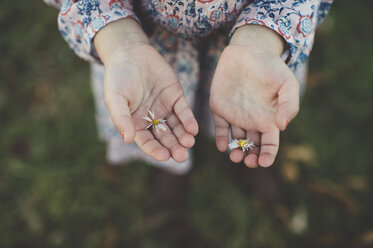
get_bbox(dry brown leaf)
[274,204,291,225]
[281,161,300,183]
[308,180,359,213]
[103,224,119,248]
[360,229,373,245]
[347,176,368,191]
[316,233,339,246]
[101,165,121,185]
[283,144,317,166]
[307,72,326,88]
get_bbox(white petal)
[229,144,239,150]
[248,142,255,150]
[246,139,255,150]
[148,110,155,119]
[158,124,167,131]
[159,119,166,123]
[228,140,239,150]
[145,123,152,129]
[143,116,152,122]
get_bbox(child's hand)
[210,25,299,168]
[94,19,198,162]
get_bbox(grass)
[0,0,373,247]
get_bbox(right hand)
[94,19,199,162]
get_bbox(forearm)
[94,18,149,65]
[230,24,285,57]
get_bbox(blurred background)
[1,0,373,247]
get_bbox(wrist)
[94,18,149,65]
[230,24,285,56]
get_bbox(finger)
[258,129,279,167]
[213,115,230,152]
[244,131,261,168]
[229,126,246,163]
[151,121,189,163]
[275,74,300,131]
[135,129,170,161]
[173,96,199,136]
[105,90,136,144]
[167,114,195,148]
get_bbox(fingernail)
[121,132,125,141]
[285,119,289,127]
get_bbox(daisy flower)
[228,138,255,152]
[143,110,167,133]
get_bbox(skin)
[210,24,300,168]
[94,19,300,167]
[94,19,198,163]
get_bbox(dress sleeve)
[43,0,139,63]
[232,0,333,69]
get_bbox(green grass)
[1,1,373,247]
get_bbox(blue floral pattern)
[45,0,138,61]
[232,0,333,69]
[76,0,101,16]
[44,0,333,69]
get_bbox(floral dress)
[44,0,333,174]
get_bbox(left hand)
[210,25,300,168]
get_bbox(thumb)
[105,90,136,144]
[275,74,300,131]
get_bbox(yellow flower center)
[152,119,159,126]
[238,139,247,147]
